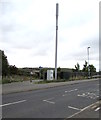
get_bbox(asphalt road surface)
[2,79,100,119]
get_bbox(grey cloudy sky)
[0,0,99,71]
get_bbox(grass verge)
[2,75,38,84]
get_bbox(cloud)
[0,0,99,71]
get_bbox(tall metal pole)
[55,3,59,80]
[87,47,90,78]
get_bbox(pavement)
[2,78,99,94]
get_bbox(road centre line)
[68,106,81,111]
[43,100,55,104]
[43,97,55,104]
[0,100,26,107]
[43,97,54,101]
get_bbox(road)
[2,79,100,119]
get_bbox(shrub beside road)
[1,75,38,84]
[1,50,99,84]
[1,75,100,84]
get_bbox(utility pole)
[87,47,90,78]
[55,3,59,80]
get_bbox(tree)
[1,50,19,76]
[57,67,61,79]
[57,67,61,72]
[82,61,88,72]
[9,65,18,75]
[1,50,9,76]
[75,63,80,72]
[82,61,96,72]
[89,64,96,72]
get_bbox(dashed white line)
[68,106,81,111]
[43,97,55,104]
[43,100,55,104]
[45,97,54,101]
[63,89,78,96]
[77,93,86,97]
[0,100,26,107]
[65,89,78,93]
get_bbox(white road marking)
[62,94,65,96]
[44,97,54,101]
[78,95,82,97]
[0,100,26,107]
[92,105,97,109]
[65,89,78,93]
[66,109,83,119]
[43,97,55,104]
[63,89,78,96]
[68,106,81,111]
[77,92,98,99]
[95,107,100,111]
[43,100,55,104]
[66,101,99,119]
[77,93,86,97]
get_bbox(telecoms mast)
[55,3,59,80]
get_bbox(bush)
[35,79,68,84]
[2,78,11,84]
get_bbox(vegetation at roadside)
[0,50,99,84]
[35,79,68,84]
[2,75,36,84]
[1,50,39,84]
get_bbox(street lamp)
[87,47,90,78]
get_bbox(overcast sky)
[0,0,99,71]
